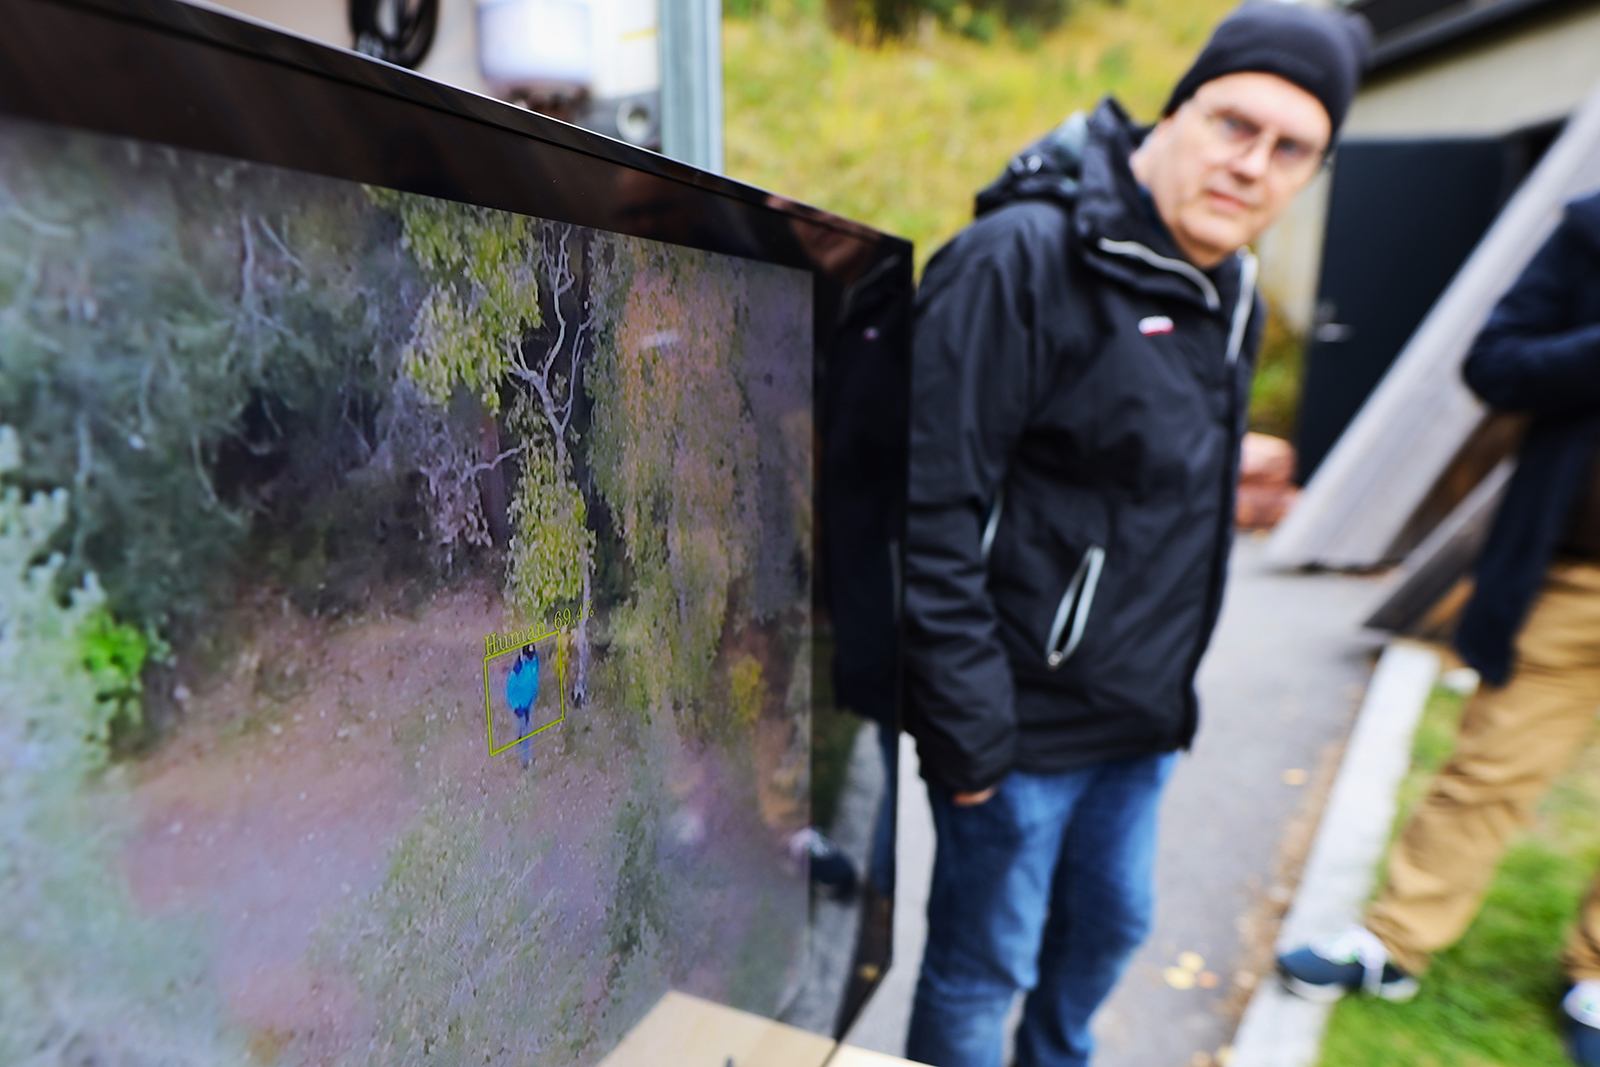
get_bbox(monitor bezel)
[0,0,910,1045]
[0,0,903,266]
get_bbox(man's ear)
[1130,115,1174,183]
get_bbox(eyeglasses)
[1191,102,1327,176]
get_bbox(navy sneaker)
[1564,980,1600,1066]
[1277,927,1419,1003]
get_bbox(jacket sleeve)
[902,219,1057,793]
[1464,217,1600,416]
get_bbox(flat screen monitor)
[0,2,912,1062]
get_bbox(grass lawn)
[722,0,1306,437]
[723,0,1233,273]
[1318,684,1600,1067]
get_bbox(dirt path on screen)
[115,587,792,1063]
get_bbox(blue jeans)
[905,752,1177,1067]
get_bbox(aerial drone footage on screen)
[0,110,823,1062]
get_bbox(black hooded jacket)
[903,99,1264,793]
[1457,192,1600,686]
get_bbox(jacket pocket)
[1045,544,1105,669]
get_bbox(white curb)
[1229,642,1441,1067]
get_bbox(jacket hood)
[973,98,1159,248]
[974,110,1091,217]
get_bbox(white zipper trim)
[1226,252,1259,366]
[980,489,1004,563]
[1062,546,1105,662]
[1097,238,1220,311]
[1046,544,1106,669]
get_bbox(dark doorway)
[1293,120,1562,483]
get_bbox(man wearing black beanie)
[1166,0,1371,134]
[901,3,1369,1066]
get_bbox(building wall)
[204,0,494,96]
[1346,3,1600,137]
[1253,1,1600,336]
[1256,168,1331,335]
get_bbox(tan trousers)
[1366,559,1600,979]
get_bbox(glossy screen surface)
[0,110,827,1062]
[0,4,911,1060]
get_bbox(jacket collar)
[1075,98,1248,318]
[1568,191,1600,256]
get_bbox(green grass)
[1250,298,1305,440]
[1318,685,1600,1067]
[724,0,1232,273]
[724,0,1305,436]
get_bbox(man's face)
[1132,71,1331,269]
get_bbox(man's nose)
[1231,136,1273,182]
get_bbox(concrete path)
[1229,643,1440,1067]
[842,536,1387,1066]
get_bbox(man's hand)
[953,786,998,807]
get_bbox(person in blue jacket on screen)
[506,644,540,769]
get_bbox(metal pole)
[658,0,723,173]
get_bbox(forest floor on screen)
[0,113,816,1067]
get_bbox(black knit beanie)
[1164,0,1373,136]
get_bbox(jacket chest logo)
[1138,315,1174,336]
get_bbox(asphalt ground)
[843,535,1388,1066]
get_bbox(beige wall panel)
[1255,166,1331,336]
[596,990,836,1067]
[205,0,347,45]
[832,1046,930,1067]
[1345,6,1600,138]
[202,0,494,97]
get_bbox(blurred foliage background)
[723,0,1235,271]
[722,0,1308,436]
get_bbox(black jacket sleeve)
[902,207,1069,792]
[1464,215,1600,416]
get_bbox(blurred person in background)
[902,4,1370,1064]
[1279,189,1600,1067]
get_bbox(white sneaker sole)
[1279,971,1419,1004]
